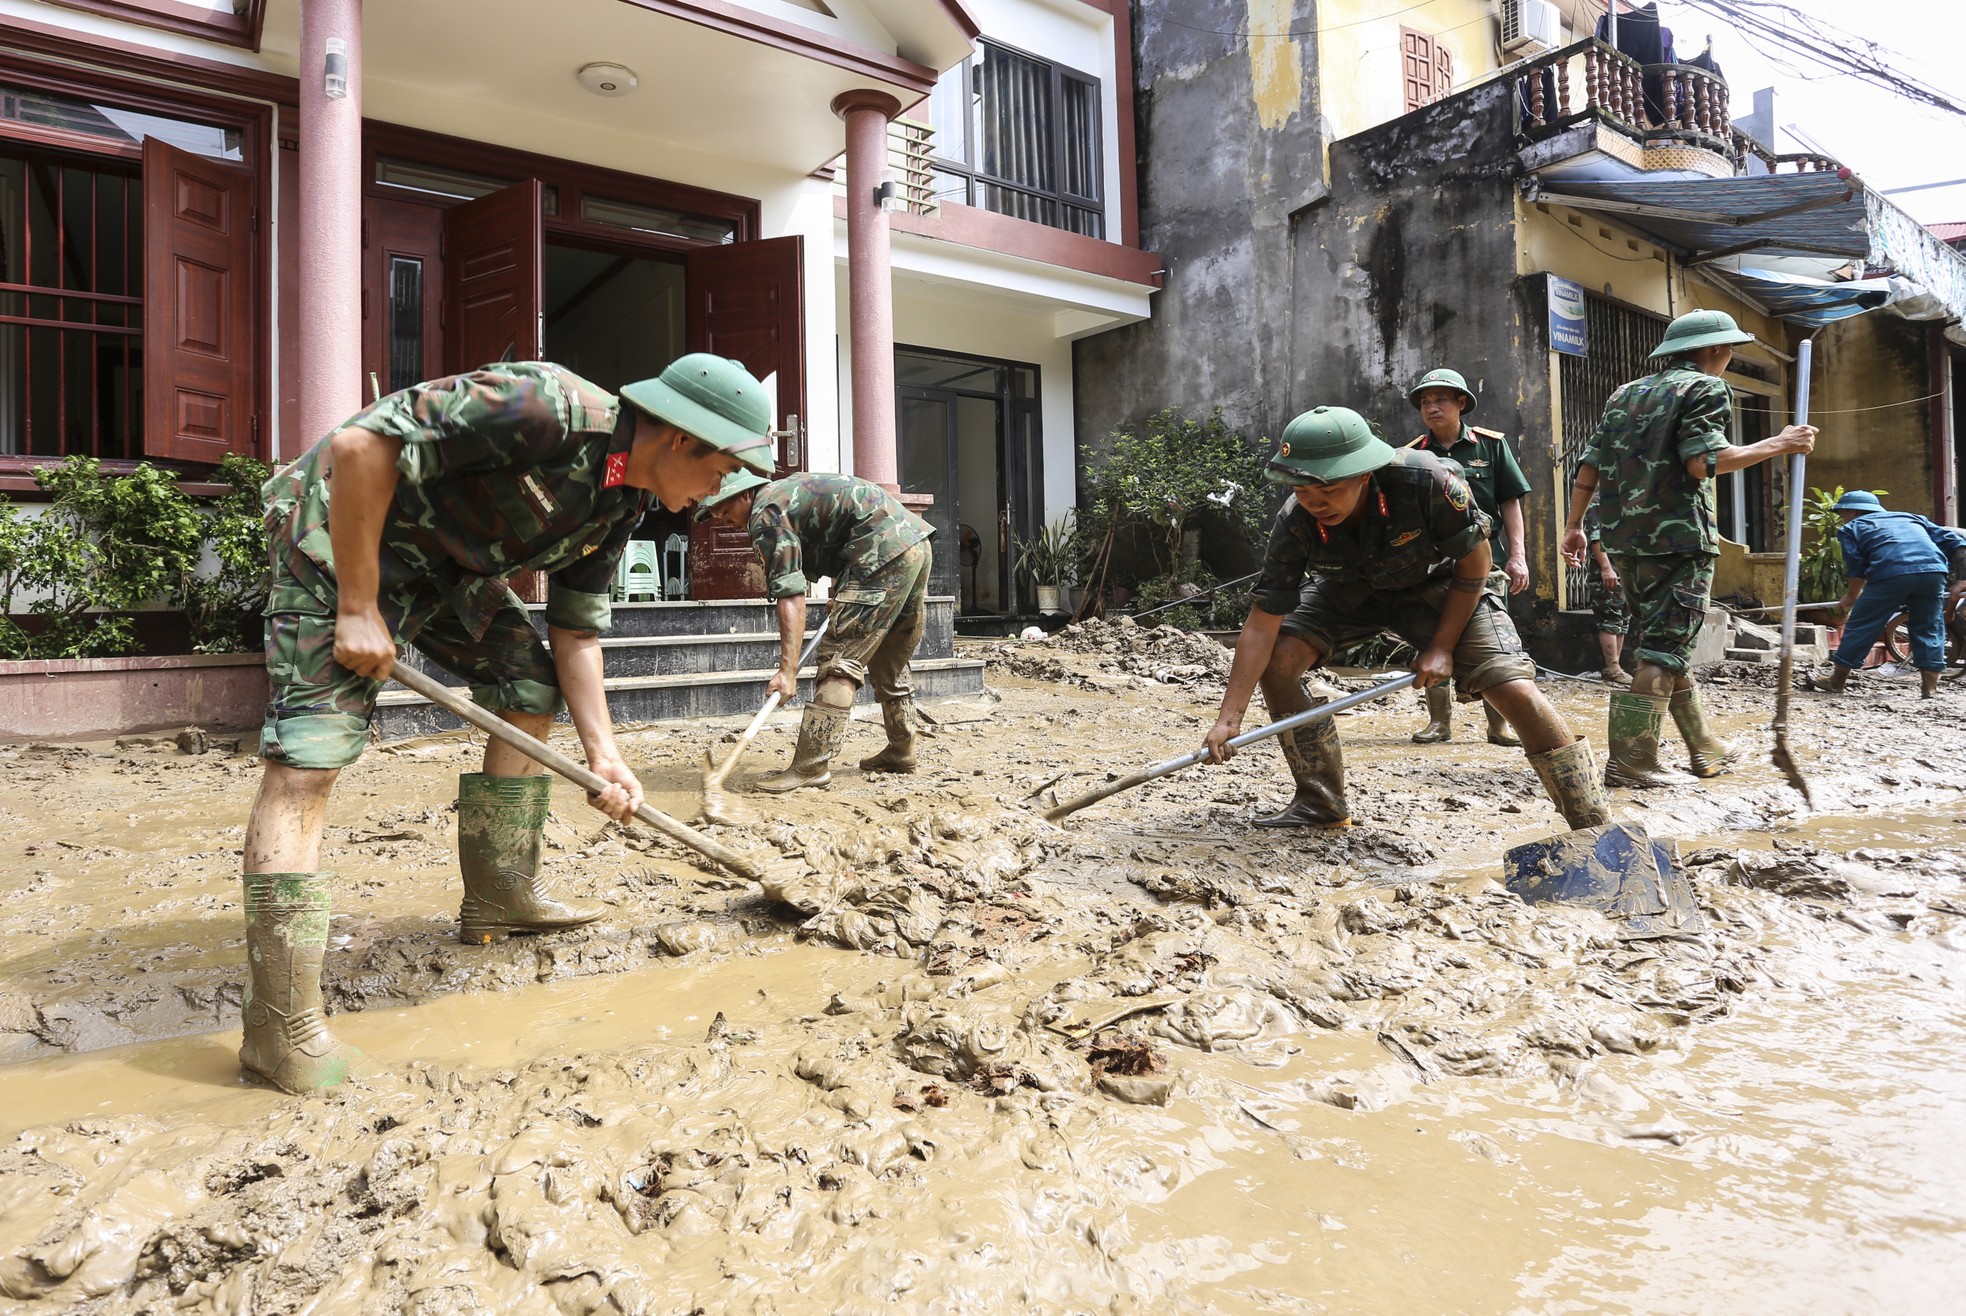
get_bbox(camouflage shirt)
[1582,362,1732,559]
[263,363,649,639]
[749,473,934,601]
[1404,424,1531,542]
[1252,448,1491,614]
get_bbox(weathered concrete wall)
[1072,1,1323,455]
[1808,313,1939,519]
[1289,82,1558,604]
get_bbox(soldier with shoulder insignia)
[1403,368,1533,747]
[697,470,935,791]
[244,355,776,1093]
[1201,406,1611,838]
[1561,310,1817,787]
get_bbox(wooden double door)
[363,180,804,600]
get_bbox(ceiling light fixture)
[577,63,638,97]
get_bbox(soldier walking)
[1402,368,1533,747]
[697,470,935,790]
[1202,406,1611,835]
[1561,310,1816,786]
[243,356,774,1093]
[1585,506,1634,686]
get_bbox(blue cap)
[1833,490,1885,514]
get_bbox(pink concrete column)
[298,0,364,453]
[832,89,903,491]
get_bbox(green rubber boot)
[1604,691,1696,788]
[457,774,607,945]
[1526,738,1613,830]
[1410,683,1453,743]
[757,702,850,794]
[1668,685,1737,779]
[858,697,919,773]
[1254,714,1351,829]
[239,872,363,1094]
[1485,699,1522,747]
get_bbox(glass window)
[386,256,424,396]
[579,195,736,245]
[925,41,1105,239]
[0,84,242,160]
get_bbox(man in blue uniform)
[1817,489,1966,698]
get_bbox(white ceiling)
[259,0,969,176]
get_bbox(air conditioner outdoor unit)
[1501,0,1563,56]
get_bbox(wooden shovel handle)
[387,660,768,881]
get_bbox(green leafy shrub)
[1799,484,1883,606]
[1011,513,1080,590]
[0,454,269,660]
[1076,408,1272,617]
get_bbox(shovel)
[387,660,786,885]
[1771,338,1815,805]
[1043,671,1417,823]
[700,617,830,826]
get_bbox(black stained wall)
[1290,81,1563,613]
[1072,1,1324,459]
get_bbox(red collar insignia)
[603,452,629,489]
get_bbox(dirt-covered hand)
[334,605,396,680]
[766,668,799,703]
[1202,715,1240,764]
[584,756,643,822]
[1413,645,1454,688]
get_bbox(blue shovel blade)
[1503,823,1669,919]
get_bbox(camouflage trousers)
[815,541,930,701]
[1280,575,1538,702]
[1588,570,1631,637]
[261,547,561,771]
[1612,553,1714,673]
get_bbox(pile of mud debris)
[979,616,1234,692]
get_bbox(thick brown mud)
[2,624,1965,1312]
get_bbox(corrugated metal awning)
[1725,267,1901,327]
[1526,171,1866,264]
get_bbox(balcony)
[1513,37,1840,181]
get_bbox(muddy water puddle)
[5,672,1966,1311]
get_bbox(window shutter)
[1400,29,1436,112]
[142,136,258,461]
[1434,43,1454,103]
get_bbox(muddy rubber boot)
[239,872,363,1094]
[1603,691,1697,788]
[1410,683,1453,743]
[1922,669,1940,699]
[1600,664,1633,688]
[1253,715,1351,829]
[1485,700,1522,747]
[1526,739,1613,830]
[1668,686,1737,779]
[858,697,918,773]
[1812,662,1852,694]
[457,774,607,945]
[757,702,850,794]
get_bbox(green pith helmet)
[693,467,769,520]
[1264,406,1397,486]
[1650,309,1755,359]
[1407,367,1477,414]
[619,354,776,475]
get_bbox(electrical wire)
[1799,389,1946,416]
[1670,0,1966,119]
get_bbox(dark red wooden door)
[684,236,805,599]
[142,137,257,462]
[442,180,542,374]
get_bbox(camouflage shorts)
[1613,553,1714,673]
[261,549,562,771]
[1588,572,1631,637]
[1279,576,1538,701]
[815,540,930,701]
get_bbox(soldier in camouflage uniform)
[1202,406,1611,835]
[1561,310,1816,787]
[1584,505,1633,686]
[242,355,774,1094]
[698,469,935,790]
[1402,367,1534,747]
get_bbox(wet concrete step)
[564,596,957,656]
[371,656,988,741]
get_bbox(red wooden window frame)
[1400,27,1453,113]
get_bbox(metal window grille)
[928,41,1105,239]
[0,147,143,460]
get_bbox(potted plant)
[1014,514,1079,615]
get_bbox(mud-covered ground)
[3,621,1965,1313]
